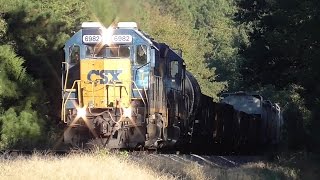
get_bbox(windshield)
[85,45,131,58]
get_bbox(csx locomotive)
[62,22,200,149]
[61,22,282,151]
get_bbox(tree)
[0,0,90,149]
[237,0,320,151]
[0,45,45,149]
[2,0,90,117]
[151,0,250,90]
[90,0,226,99]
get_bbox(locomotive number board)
[82,35,102,44]
[111,35,133,44]
[82,29,133,44]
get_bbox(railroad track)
[138,153,245,169]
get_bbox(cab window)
[170,60,179,78]
[109,45,130,58]
[85,45,131,58]
[135,45,147,65]
[70,45,80,64]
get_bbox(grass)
[273,152,320,180]
[135,153,299,180]
[0,151,174,180]
[0,150,308,180]
[130,153,209,180]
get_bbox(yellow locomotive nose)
[80,58,131,109]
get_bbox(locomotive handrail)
[61,62,82,123]
[62,62,69,92]
[107,81,129,108]
[91,80,95,107]
[61,61,69,123]
[82,79,135,109]
[77,80,82,107]
[62,80,81,123]
[132,81,146,107]
[143,87,149,105]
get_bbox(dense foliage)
[0,0,90,149]
[237,0,320,151]
[89,0,227,99]
[0,0,319,151]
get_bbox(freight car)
[220,92,283,151]
[188,92,283,153]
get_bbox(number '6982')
[83,35,101,43]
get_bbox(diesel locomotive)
[61,22,202,149]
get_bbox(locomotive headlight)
[101,25,114,45]
[76,107,87,119]
[123,107,132,118]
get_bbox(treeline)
[0,0,319,151]
[237,0,320,151]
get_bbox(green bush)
[0,108,44,149]
[0,45,45,150]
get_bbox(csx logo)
[87,70,123,84]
